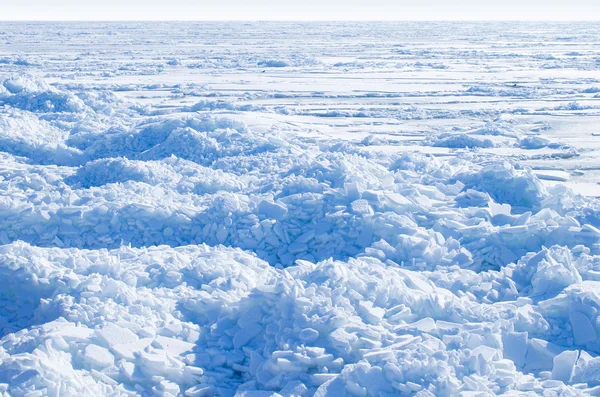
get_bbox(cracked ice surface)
[2,21,600,396]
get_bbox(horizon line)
[1,19,600,22]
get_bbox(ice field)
[1,21,600,396]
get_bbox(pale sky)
[1,0,599,21]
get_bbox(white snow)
[0,20,600,397]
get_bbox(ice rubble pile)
[1,74,600,396]
[5,242,600,397]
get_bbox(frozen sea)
[1,21,600,396]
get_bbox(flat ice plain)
[1,21,600,396]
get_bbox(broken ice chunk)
[157,380,180,396]
[279,380,308,397]
[233,323,263,349]
[296,230,315,244]
[551,350,578,383]
[358,301,385,324]
[299,328,319,343]
[314,376,346,395]
[216,225,228,243]
[95,323,139,348]
[581,357,600,382]
[524,338,564,372]
[258,200,288,219]
[502,331,528,369]
[344,182,361,201]
[569,311,596,345]
[84,344,115,370]
[112,338,154,360]
[288,241,308,254]
[350,199,374,216]
[329,328,358,350]
[154,335,196,356]
[489,201,511,216]
[409,317,436,333]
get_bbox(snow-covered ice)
[1,21,600,396]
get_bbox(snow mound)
[432,133,495,149]
[0,109,87,165]
[519,135,552,149]
[257,60,289,68]
[68,156,247,194]
[470,121,520,138]
[455,163,549,211]
[0,74,88,113]
[83,115,277,166]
